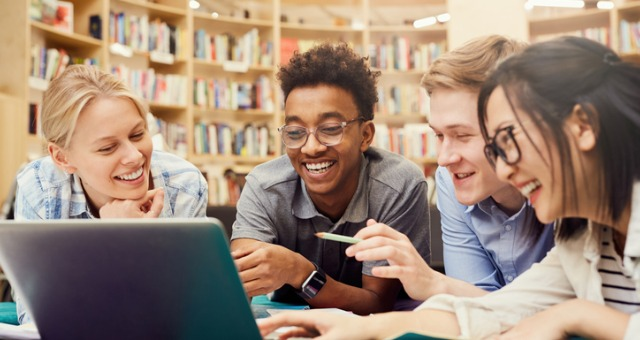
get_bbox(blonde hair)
[421,35,527,94]
[41,65,148,149]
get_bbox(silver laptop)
[0,218,261,340]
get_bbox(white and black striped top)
[598,226,640,314]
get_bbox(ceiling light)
[524,0,585,8]
[189,0,200,10]
[597,1,614,9]
[436,13,451,23]
[413,17,437,28]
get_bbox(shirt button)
[505,225,512,232]
[507,275,514,282]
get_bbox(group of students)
[9,32,640,339]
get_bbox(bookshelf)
[527,1,640,61]
[1,0,446,205]
[615,1,640,63]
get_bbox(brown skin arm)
[231,238,401,315]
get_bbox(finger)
[259,312,323,336]
[354,244,407,263]
[347,235,404,257]
[144,189,164,217]
[279,326,319,339]
[353,222,405,241]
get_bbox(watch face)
[301,270,326,299]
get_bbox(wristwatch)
[297,262,327,300]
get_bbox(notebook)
[0,218,261,340]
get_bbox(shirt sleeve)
[436,166,504,291]
[231,174,277,243]
[14,166,45,220]
[417,245,576,338]
[373,175,431,269]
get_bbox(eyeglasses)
[483,125,521,168]
[278,118,364,149]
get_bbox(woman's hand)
[499,299,629,340]
[99,188,164,218]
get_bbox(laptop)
[0,218,261,340]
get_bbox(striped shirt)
[598,226,640,314]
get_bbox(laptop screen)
[0,218,260,340]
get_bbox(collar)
[69,174,94,218]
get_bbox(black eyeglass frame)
[277,117,365,149]
[483,125,522,168]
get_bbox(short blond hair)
[41,65,148,149]
[421,35,527,94]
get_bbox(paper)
[0,322,40,340]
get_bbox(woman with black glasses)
[258,36,640,339]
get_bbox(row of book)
[376,84,430,116]
[368,39,446,71]
[193,122,273,157]
[193,76,274,112]
[532,27,610,47]
[148,116,188,159]
[30,0,74,34]
[194,28,274,67]
[111,65,188,106]
[201,166,247,206]
[619,19,640,53]
[373,123,437,160]
[30,46,98,82]
[109,11,185,58]
[279,38,361,66]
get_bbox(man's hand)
[346,219,439,301]
[232,240,314,297]
[99,188,164,218]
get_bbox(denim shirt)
[435,166,555,291]
[14,150,208,324]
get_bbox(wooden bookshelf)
[1,0,447,206]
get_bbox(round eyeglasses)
[483,125,521,168]
[278,117,364,149]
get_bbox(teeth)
[455,173,472,179]
[116,167,144,181]
[520,180,541,198]
[305,161,334,174]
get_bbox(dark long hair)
[477,36,640,241]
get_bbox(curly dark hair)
[277,42,380,121]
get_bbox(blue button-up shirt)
[435,166,555,291]
[14,150,208,323]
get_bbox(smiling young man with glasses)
[229,42,431,315]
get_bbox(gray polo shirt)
[232,147,430,302]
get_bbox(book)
[53,1,73,33]
[89,14,102,39]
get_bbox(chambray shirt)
[435,166,555,291]
[14,150,208,324]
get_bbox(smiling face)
[283,84,373,211]
[429,88,518,207]
[484,86,567,224]
[49,96,153,211]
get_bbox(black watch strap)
[297,262,327,300]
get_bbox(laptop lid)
[0,218,261,340]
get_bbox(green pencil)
[315,232,362,244]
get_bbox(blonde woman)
[14,65,207,323]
